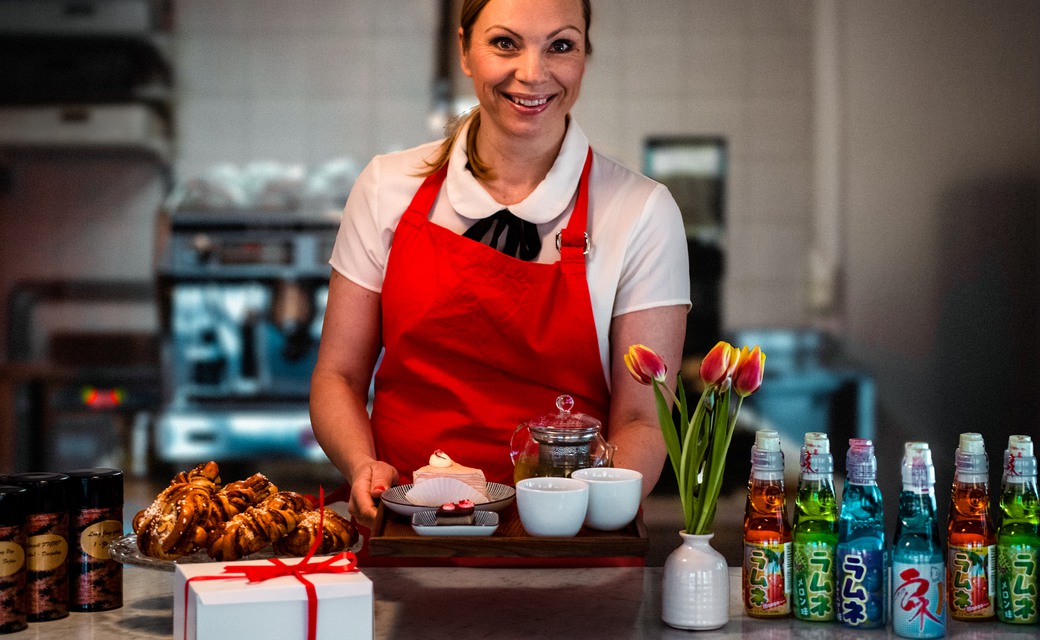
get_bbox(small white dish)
[411,510,499,536]
[381,482,515,517]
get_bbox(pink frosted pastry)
[412,450,488,499]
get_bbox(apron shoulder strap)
[405,164,449,219]
[559,148,593,266]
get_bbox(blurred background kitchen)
[0,1,1036,566]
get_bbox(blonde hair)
[420,0,592,180]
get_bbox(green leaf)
[676,380,690,452]
[678,386,713,532]
[652,380,681,484]
[691,391,740,534]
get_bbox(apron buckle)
[555,230,590,255]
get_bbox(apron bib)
[372,149,608,484]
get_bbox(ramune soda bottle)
[946,432,996,620]
[836,438,887,629]
[996,435,1039,624]
[892,442,946,638]
[792,431,837,622]
[742,429,792,617]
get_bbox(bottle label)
[836,547,887,628]
[892,560,946,638]
[743,540,792,616]
[997,543,1039,624]
[793,540,836,621]
[79,520,123,561]
[948,543,995,618]
[0,540,26,577]
[26,534,68,572]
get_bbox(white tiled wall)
[173,0,818,331]
[174,0,439,168]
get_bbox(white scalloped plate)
[380,482,515,517]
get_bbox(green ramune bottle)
[792,432,837,622]
[996,435,1039,624]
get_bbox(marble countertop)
[6,567,1033,639]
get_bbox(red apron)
[372,148,609,484]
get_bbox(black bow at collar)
[462,209,541,261]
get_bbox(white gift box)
[173,556,373,640]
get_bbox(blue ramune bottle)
[836,438,887,629]
[996,435,1039,624]
[792,432,837,622]
[892,442,946,638]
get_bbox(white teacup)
[570,467,643,531]
[515,477,589,537]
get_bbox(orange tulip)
[733,345,766,397]
[624,344,667,385]
[699,341,739,386]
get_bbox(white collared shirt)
[330,119,690,382]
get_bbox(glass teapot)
[510,394,616,483]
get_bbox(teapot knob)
[555,394,575,414]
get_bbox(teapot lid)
[528,395,602,444]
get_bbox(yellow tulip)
[624,344,667,385]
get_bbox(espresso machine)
[153,208,338,464]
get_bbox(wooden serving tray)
[368,502,648,558]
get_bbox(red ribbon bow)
[183,486,359,640]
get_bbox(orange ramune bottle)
[947,432,997,620]
[743,429,792,617]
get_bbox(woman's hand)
[310,271,389,528]
[347,459,400,529]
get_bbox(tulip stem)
[678,385,714,533]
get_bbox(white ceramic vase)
[661,531,729,630]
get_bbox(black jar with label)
[65,468,123,611]
[1,473,70,622]
[0,485,29,634]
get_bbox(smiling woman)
[309,0,691,545]
[424,0,593,186]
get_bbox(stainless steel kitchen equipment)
[153,207,338,464]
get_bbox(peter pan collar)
[445,117,590,225]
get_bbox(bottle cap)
[756,430,781,452]
[751,430,784,472]
[804,432,830,454]
[955,433,988,476]
[1,472,69,514]
[0,485,28,527]
[846,438,877,483]
[1008,435,1034,458]
[801,432,833,475]
[1006,435,1037,481]
[958,432,985,454]
[65,468,124,510]
[902,442,935,488]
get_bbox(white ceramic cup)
[515,477,589,537]
[570,467,643,531]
